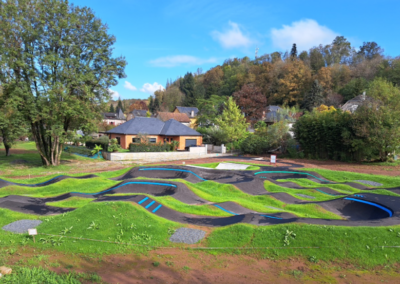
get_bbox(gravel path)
[2,220,42,233]
[355,180,383,187]
[296,194,316,199]
[169,228,206,244]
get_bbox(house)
[126,109,149,121]
[106,117,203,150]
[341,93,373,113]
[173,106,199,128]
[102,108,126,126]
[156,112,191,127]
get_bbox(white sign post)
[270,155,277,166]
[28,228,37,243]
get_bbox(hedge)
[129,142,174,152]
[64,145,93,156]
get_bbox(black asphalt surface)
[1,162,400,227]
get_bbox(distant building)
[173,106,199,128]
[127,109,149,121]
[102,108,126,126]
[156,112,191,127]
[341,93,373,113]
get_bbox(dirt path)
[6,247,400,284]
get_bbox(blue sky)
[75,0,400,100]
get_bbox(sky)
[74,0,400,100]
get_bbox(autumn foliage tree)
[128,100,148,112]
[233,84,267,123]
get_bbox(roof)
[175,106,199,118]
[106,117,201,136]
[341,94,373,113]
[103,108,126,120]
[266,105,282,112]
[131,109,148,117]
[157,112,190,123]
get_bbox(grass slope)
[207,223,400,267]
[194,162,260,170]
[46,197,95,208]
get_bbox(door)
[185,139,197,149]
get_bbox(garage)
[185,139,197,149]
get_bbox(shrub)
[108,138,121,152]
[86,136,109,151]
[129,142,172,152]
[64,145,93,156]
[240,134,270,155]
[197,126,228,145]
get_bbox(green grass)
[276,178,400,197]
[0,141,38,151]
[194,162,260,170]
[46,197,95,208]
[135,178,341,219]
[299,168,400,188]
[0,178,119,198]
[104,193,231,217]
[206,223,400,267]
[264,181,345,201]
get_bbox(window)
[115,137,121,145]
[149,138,156,143]
[132,138,141,143]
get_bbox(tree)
[233,84,267,124]
[128,100,148,112]
[197,95,226,126]
[0,88,26,156]
[0,0,126,165]
[215,97,249,143]
[148,96,155,113]
[290,43,297,60]
[358,42,384,60]
[109,104,115,113]
[303,80,324,111]
[180,72,196,106]
[117,98,124,112]
[309,46,325,72]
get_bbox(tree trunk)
[31,122,63,166]
[5,144,10,157]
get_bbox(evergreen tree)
[180,72,196,106]
[303,80,324,111]
[290,43,298,60]
[148,96,154,113]
[215,97,249,143]
[109,104,115,113]
[117,98,124,112]
[153,97,161,112]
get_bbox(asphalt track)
[1,162,400,227]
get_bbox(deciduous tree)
[233,84,267,124]
[0,0,126,165]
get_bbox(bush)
[86,136,109,151]
[108,138,121,152]
[64,145,93,156]
[240,134,270,155]
[129,142,173,152]
[197,126,228,145]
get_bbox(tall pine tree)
[303,80,324,111]
[109,104,115,113]
[180,72,196,106]
[290,43,297,60]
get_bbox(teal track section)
[213,204,239,215]
[254,171,333,183]
[71,182,176,195]
[139,168,207,181]
[344,197,393,217]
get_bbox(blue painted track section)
[71,181,176,195]
[139,168,207,181]
[213,204,239,215]
[316,189,338,196]
[254,171,332,183]
[344,197,393,217]
[261,215,283,220]
[138,197,149,204]
[145,201,155,209]
[152,204,162,213]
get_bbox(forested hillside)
[149,37,399,120]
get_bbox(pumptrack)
[1,162,400,227]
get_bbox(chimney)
[362,91,366,101]
[191,110,194,117]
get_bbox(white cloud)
[124,81,137,91]
[140,82,165,95]
[271,19,338,51]
[211,21,253,49]
[108,89,120,100]
[150,55,218,67]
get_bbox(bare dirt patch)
[5,247,400,284]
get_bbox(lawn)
[194,162,260,170]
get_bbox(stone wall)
[104,146,231,162]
